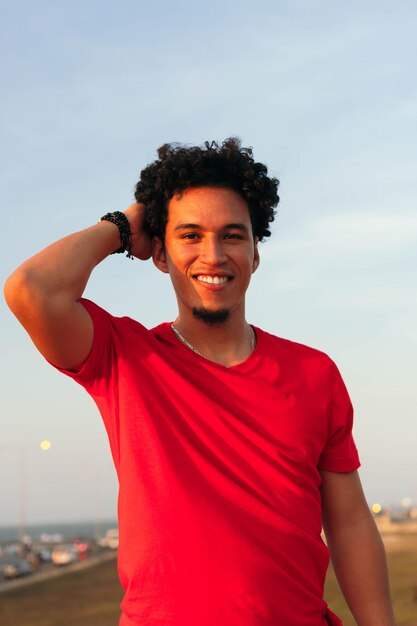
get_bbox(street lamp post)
[0,440,52,543]
[80,461,113,542]
[18,448,27,544]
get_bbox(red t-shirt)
[58,298,360,626]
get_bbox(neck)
[172,309,254,367]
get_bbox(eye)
[224,233,244,240]
[181,233,200,240]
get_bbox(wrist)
[99,211,134,259]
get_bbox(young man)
[4,139,395,625]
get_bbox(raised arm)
[4,203,151,371]
[320,469,396,626]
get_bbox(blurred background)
[1,0,416,533]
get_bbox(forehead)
[166,186,251,228]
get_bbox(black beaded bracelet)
[100,211,134,259]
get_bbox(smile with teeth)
[195,275,231,285]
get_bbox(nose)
[200,235,227,265]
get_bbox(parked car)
[34,548,52,563]
[51,544,79,566]
[1,557,33,579]
[99,528,119,550]
[72,538,94,560]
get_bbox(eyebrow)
[174,222,250,233]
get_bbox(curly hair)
[134,138,279,243]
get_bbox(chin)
[192,307,230,325]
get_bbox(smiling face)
[152,186,260,325]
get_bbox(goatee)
[192,307,230,325]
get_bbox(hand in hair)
[123,203,153,260]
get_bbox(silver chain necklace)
[170,323,256,362]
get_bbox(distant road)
[0,550,117,594]
[2,532,413,594]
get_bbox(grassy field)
[0,557,123,626]
[325,534,417,626]
[1,535,416,626]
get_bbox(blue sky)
[1,1,416,525]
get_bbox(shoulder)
[79,298,173,346]
[253,327,343,390]
[255,326,334,364]
[79,298,147,330]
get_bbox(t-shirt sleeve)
[318,361,361,473]
[52,298,116,395]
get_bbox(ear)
[152,237,169,274]
[252,237,260,273]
